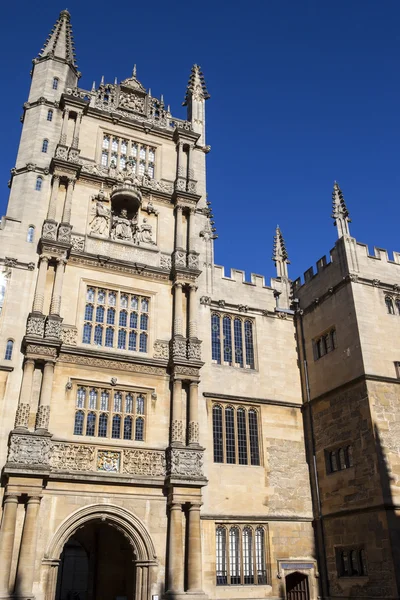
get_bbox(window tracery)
[216,525,267,585]
[101,134,155,178]
[212,404,260,466]
[211,313,255,369]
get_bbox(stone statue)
[138,218,155,245]
[90,201,110,236]
[111,208,136,241]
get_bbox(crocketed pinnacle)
[331,181,351,237]
[182,64,210,106]
[38,9,77,68]
[272,226,290,279]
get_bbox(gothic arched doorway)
[286,571,310,600]
[55,520,135,600]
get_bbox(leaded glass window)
[4,340,13,361]
[255,528,267,584]
[42,139,49,153]
[216,527,227,585]
[216,525,268,586]
[234,319,244,367]
[212,404,261,466]
[244,321,255,369]
[211,314,255,369]
[47,109,53,122]
[35,176,43,191]
[223,316,232,364]
[100,134,156,177]
[386,296,395,315]
[211,314,221,364]
[243,528,254,584]
[82,286,149,353]
[229,528,241,584]
[73,384,148,441]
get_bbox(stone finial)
[332,181,351,238]
[38,9,78,68]
[182,64,210,106]
[272,225,290,279]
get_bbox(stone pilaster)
[49,258,66,315]
[188,381,199,445]
[187,503,203,593]
[72,111,82,148]
[46,175,60,221]
[32,255,49,313]
[188,284,198,338]
[35,361,55,432]
[173,282,183,336]
[14,496,41,597]
[0,494,18,596]
[171,378,183,445]
[59,108,70,145]
[167,503,184,594]
[60,177,75,226]
[15,359,35,429]
[174,205,183,250]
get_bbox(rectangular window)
[73,384,147,442]
[336,547,367,578]
[326,444,353,474]
[211,313,255,369]
[101,134,156,178]
[83,286,149,354]
[212,403,261,466]
[216,525,268,585]
[313,327,337,360]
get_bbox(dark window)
[35,176,43,191]
[52,77,59,90]
[47,109,53,122]
[74,411,84,435]
[213,405,223,463]
[4,340,13,360]
[237,408,248,465]
[212,404,261,466]
[314,328,337,360]
[249,409,260,466]
[327,445,354,474]
[86,412,96,436]
[42,139,49,153]
[98,413,108,437]
[337,547,367,577]
[225,406,236,464]
[135,416,144,441]
[111,414,121,438]
[211,314,221,363]
[27,226,35,243]
[386,296,395,315]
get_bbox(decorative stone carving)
[61,325,78,345]
[58,353,165,375]
[171,336,187,360]
[71,234,85,252]
[145,200,159,216]
[58,223,72,243]
[35,405,50,430]
[167,447,204,478]
[173,365,200,377]
[55,145,68,160]
[97,450,121,472]
[187,339,202,361]
[123,449,166,477]
[8,434,51,466]
[51,443,95,472]
[200,296,212,305]
[68,148,81,163]
[118,91,145,113]
[238,304,248,312]
[26,344,57,358]
[372,279,381,287]
[4,257,17,268]
[14,403,30,429]
[173,250,186,269]
[26,314,46,338]
[187,253,199,269]
[171,419,184,443]
[45,318,62,340]
[217,300,225,308]
[175,177,186,192]
[42,220,58,241]
[111,208,136,241]
[153,340,169,360]
[188,421,199,444]
[110,377,118,386]
[90,200,110,236]
[160,254,172,270]
[137,218,155,245]
[187,180,197,193]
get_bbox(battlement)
[292,251,334,291]
[213,264,273,290]
[355,242,400,265]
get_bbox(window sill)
[213,462,263,468]
[216,584,271,588]
[211,362,257,373]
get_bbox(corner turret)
[332,181,351,238]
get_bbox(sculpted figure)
[111,208,134,241]
[138,218,155,245]
[90,201,110,236]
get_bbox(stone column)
[175,206,183,249]
[167,503,184,593]
[171,378,183,445]
[32,256,49,313]
[188,382,199,445]
[187,208,195,254]
[61,178,75,224]
[188,284,198,338]
[14,496,41,597]
[35,361,55,431]
[59,108,70,145]
[47,175,60,221]
[15,359,35,429]
[187,503,203,593]
[0,495,18,595]
[72,112,83,148]
[49,258,66,315]
[176,142,184,177]
[173,282,183,336]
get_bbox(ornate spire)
[182,64,210,106]
[120,66,146,93]
[332,181,351,237]
[38,9,77,68]
[272,226,290,279]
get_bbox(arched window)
[107,308,115,324]
[229,527,241,584]
[135,416,144,441]
[244,320,255,368]
[84,304,93,321]
[128,331,137,351]
[223,316,232,364]
[86,412,96,436]
[225,406,235,464]
[130,312,138,328]
[139,332,147,353]
[52,77,59,90]
[118,329,126,349]
[113,391,122,412]
[234,319,244,367]
[211,314,221,364]
[330,450,338,472]
[76,387,86,408]
[140,313,148,330]
[87,287,95,302]
[42,139,49,153]
[212,405,223,463]
[346,445,354,467]
[242,527,254,584]
[96,305,105,323]
[74,411,84,435]
[386,296,395,315]
[125,394,133,413]
[94,325,103,345]
[88,388,97,409]
[27,226,35,243]
[98,413,108,437]
[136,395,145,414]
[111,414,121,438]
[47,109,53,122]
[35,176,43,191]
[255,528,267,584]
[82,323,92,344]
[4,339,13,360]
[216,527,227,585]
[100,391,109,411]
[119,310,127,327]
[237,408,248,465]
[105,327,114,347]
[123,416,132,440]
[248,409,260,466]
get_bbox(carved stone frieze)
[188,421,199,444]
[58,224,72,244]
[71,234,85,252]
[35,405,50,430]
[123,449,166,477]
[172,250,186,269]
[200,296,212,305]
[42,220,58,241]
[171,419,184,443]
[45,317,62,340]
[187,252,199,270]
[58,353,165,375]
[8,433,51,467]
[171,336,187,360]
[26,344,58,359]
[61,325,78,346]
[173,365,200,377]
[153,340,169,360]
[160,254,172,270]
[167,447,204,478]
[14,403,30,429]
[187,338,202,361]
[80,162,174,193]
[51,443,95,472]
[26,314,46,338]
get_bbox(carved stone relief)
[14,404,30,429]
[61,325,78,346]
[123,449,166,477]
[160,254,172,270]
[45,318,62,340]
[187,339,202,361]
[97,450,121,472]
[171,419,184,443]
[51,443,95,472]
[35,405,50,430]
[153,340,169,360]
[188,421,199,444]
[42,220,57,241]
[26,314,46,338]
[8,434,51,467]
[71,234,85,252]
[171,337,187,360]
[167,447,204,478]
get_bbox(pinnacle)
[182,64,210,106]
[38,9,78,68]
[272,226,289,264]
[332,181,350,219]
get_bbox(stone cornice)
[203,392,302,409]
[68,252,171,282]
[58,348,168,375]
[0,257,35,271]
[201,299,292,320]
[201,514,313,522]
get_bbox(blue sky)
[1,0,399,282]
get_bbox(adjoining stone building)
[0,9,398,600]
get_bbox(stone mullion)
[35,360,55,432]
[14,496,42,597]
[226,527,231,585]
[15,358,35,429]
[47,175,60,220]
[242,319,248,369]
[252,526,257,584]
[222,406,227,464]
[32,255,49,313]
[239,525,244,585]
[0,494,19,595]
[115,291,121,350]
